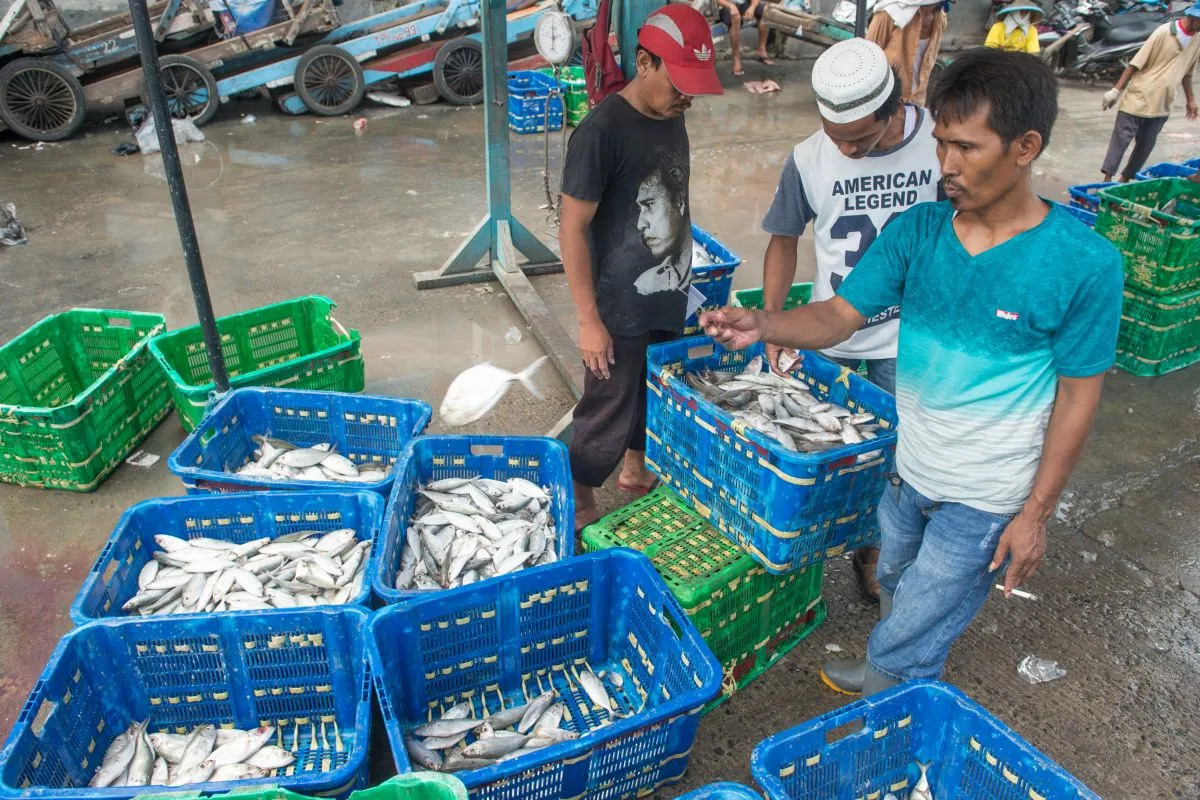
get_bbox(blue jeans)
[829,356,896,395]
[866,477,1015,682]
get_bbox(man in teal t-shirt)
[701,48,1123,696]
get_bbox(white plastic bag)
[136,117,205,155]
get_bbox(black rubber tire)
[434,38,484,106]
[143,54,220,126]
[0,58,86,142]
[294,45,365,116]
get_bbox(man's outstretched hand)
[700,307,764,351]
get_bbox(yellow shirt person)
[986,1,1043,53]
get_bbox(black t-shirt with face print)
[561,94,692,338]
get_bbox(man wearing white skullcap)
[759,37,942,607]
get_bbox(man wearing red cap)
[560,4,723,532]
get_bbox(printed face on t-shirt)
[636,176,686,259]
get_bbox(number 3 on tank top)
[828,211,903,291]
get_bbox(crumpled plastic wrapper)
[1017,655,1067,684]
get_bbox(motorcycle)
[1041,0,1184,79]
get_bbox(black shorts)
[718,1,764,26]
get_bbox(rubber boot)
[819,591,894,695]
[862,663,900,696]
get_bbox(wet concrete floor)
[1,57,1198,797]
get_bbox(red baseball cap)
[637,5,723,97]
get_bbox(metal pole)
[854,0,866,37]
[127,0,230,393]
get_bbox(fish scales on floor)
[88,722,312,788]
[394,476,559,591]
[235,436,389,483]
[404,669,629,774]
[684,354,883,453]
[123,529,369,615]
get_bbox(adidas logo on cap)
[693,44,712,61]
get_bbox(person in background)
[867,0,948,105]
[760,38,942,606]
[1100,3,1200,182]
[559,4,722,533]
[716,0,773,76]
[705,48,1123,696]
[985,0,1042,53]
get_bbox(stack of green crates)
[581,487,826,713]
[1097,178,1200,376]
[537,66,588,126]
[0,309,171,491]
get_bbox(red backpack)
[581,0,628,108]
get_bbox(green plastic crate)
[0,309,170,491]
[537,65,588,126]
[731,282,814,310]
[581,487,826,713]
[148,296,364,432]
[1097,178,1200,295]
[1116,282,1200,376]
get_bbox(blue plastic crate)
[750,680,1098,800]
[1056,201,1097,228]
[70,490,385,624]
[677,784,762,800]
[0,607,372,800]
[685,226,743,335]
[168,388,431,494]
[1067,181,1116,213]
[367,549,722,800]
[372,435,575,604]
[1135,161,1197,181]
[507,71,564,132]
[509,109,564,134]
[645,337,898,574]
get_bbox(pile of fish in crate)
[645,337,899,573]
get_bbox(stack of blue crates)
[507,71,564,133]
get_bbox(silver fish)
[208,725,272,766]
[441,755,498,773]
[178,725,216,772]
[405,737,443,770]
[463,732,528,758]
[89,723,140,787]
[277,445,337,469]
[414,718,481,738]
[439,357,548,427]
[210,763,268,782]
[125,726,155,786]
[517,692,555,734]
[168,758,216,787]
[579,670,613,716]
[422,731,470,750]
[150,756,169,785]
[910,761,934,800]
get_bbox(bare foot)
[616,468,657,492]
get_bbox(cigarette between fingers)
[994,584,1038,600]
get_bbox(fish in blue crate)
[89,720,302,788]
[881,761,934,800]
[121,528,370,615]
[236,435,390,483]
[684,353,883,452]
[394,475,559,590]
[402,667,626,773]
